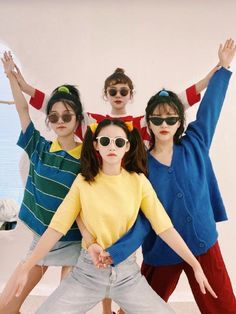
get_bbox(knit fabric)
[17,122,82,241]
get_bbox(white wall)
[0,0,235,302]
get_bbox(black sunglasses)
[48,112,75,124]
[149,116,179,126]
[107,88,130,97]
[96,136,128,148]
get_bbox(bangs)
[154,102,179,115]
[108,77,130,86]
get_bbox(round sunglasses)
[149,116,179,126]
[107,88,130,97]
[96,136,129,148]
[48,112,75,124]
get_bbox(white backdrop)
[0,0,235,302]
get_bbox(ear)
[74,120,79,132]
[147,121,153,132]
[125,141,130,153]
[93,140,99,151]
[103,91,108,102]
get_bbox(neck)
[152,138,174,154]
[57,135,77,151]
[101,162,122,176]
[111,108,127,116]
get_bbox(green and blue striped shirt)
[17,122,82,241]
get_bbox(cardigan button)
[177,192,183,198]
[168,168,173,173]
[199,242,205,248]
[186,216,192,223]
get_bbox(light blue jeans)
[37,249,175,314]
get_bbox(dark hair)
[46,84,83,124]
[81,119,147,182]
[145,90,185,149]
[104,68,134,97]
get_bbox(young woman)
[0,52,96,314]
[100,39,236,314]
[0,118,217,314]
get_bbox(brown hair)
[81,119,147,182]
[146,90,186,149]
[104,68,134,97]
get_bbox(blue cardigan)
[107,67,231,266]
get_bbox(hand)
[87,243,113,268]
[0,262,29,306]
[1,51,15,77]
[218,38,236,69]
[87,243,106,267]
[99,250,113,267]
[193,264,217,298]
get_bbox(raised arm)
[195,39,235,94]
[13,63,36,97]
[8,54,46,110]
[187,39,235,149]
[1,52,31,132]
[195,64,221,94]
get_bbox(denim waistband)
[78,249,136,267]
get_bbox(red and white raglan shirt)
[30,85,200,147]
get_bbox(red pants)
[141,241,236,314]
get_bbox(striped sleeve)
[17,122,42,158]
[178,85,201,109]
[49,175,82,235]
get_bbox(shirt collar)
[50,139,82,159]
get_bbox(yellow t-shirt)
[49,169,173,249]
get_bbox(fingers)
[197,274,217,299]
[14,63,21,75]
[227,38,234,49]
[99,250,113,265]
[204,280,218,299]
[99,250,110,258]
[199,279,206,295]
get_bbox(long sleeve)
[187,68,232,150]
[178,84,201,109]
[107,212,152,265]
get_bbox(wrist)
[21,83,31,93]
[20,259,32,272]
[220,63,230,69]
[84,238,97,249]
[191,260,201,272]
[5,71,13,78]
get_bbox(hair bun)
[114,67,125,74]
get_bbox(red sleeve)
[185,84,201,106]
[29,89,45,110]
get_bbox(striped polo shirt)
[17,122,82,241]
